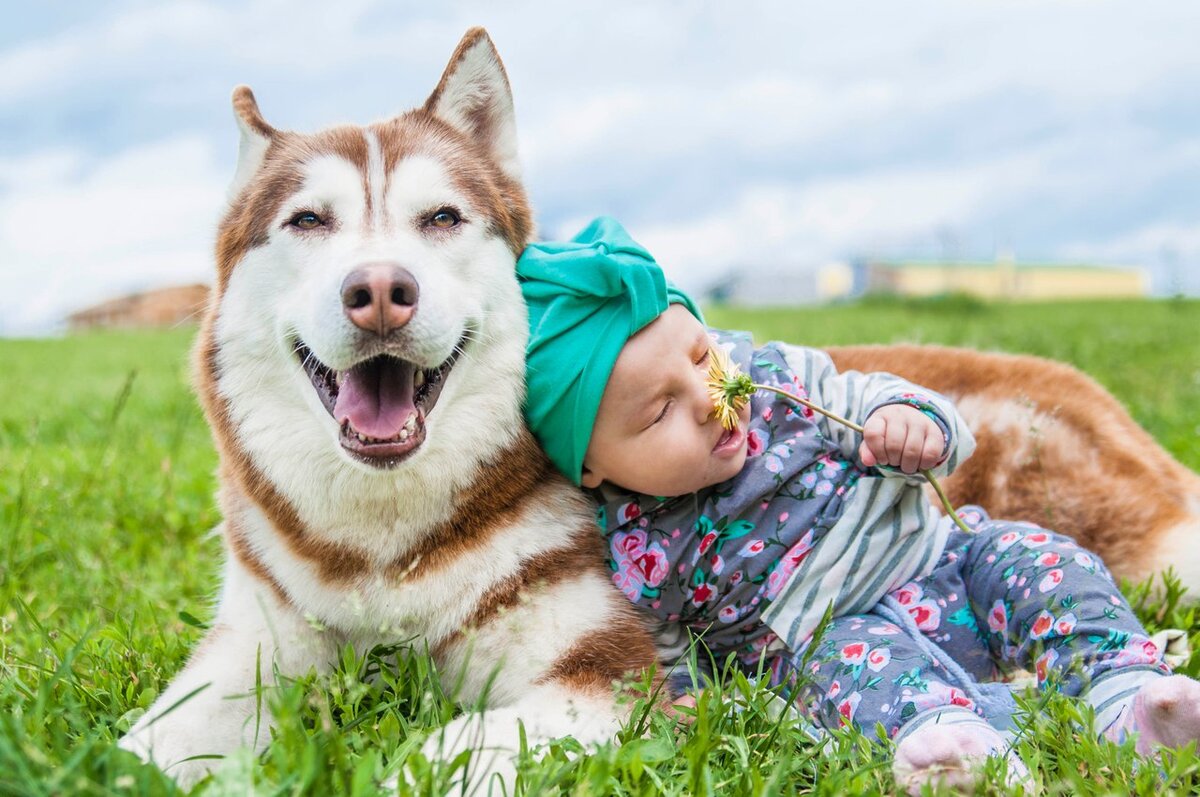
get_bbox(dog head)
[205,28,533,476]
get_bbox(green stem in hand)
[750,383,975,536]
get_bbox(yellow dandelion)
[706,345,756,431]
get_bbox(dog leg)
[118,557,335,788]
[414,684,624,795]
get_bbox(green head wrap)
[517,216,703,485]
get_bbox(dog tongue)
[333,358,416,439]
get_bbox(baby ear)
[580,465,603,489]
[423,27,520,179]
[228,85,278,201]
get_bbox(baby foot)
[893,720,1029,795]
[1105,674,1200,755]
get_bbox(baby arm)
[774,344,975,481]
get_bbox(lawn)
[2,297,1199,796]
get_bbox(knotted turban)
[517,216,702,484]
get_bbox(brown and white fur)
[830,344,1200,591]
[118,29,656,790]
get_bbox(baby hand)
[858,405,946,474]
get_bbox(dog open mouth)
[293,340,463,468]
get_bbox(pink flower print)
[639,543,669,587]
[762,406,773,421]
[1038,552,1062,567]
[698,531,718,555]
[911,682,975,713]
[718,605,741,624]
[1034,648,1060,686]
[800,472,818,489]
[739,539,766,558]
[1054,613,1077,636]
[616,501,641,524]
[610,529,650,601]
[691,582,715,607]
[611,570,642,602]
[827,679,842,699]
[765,530,816,600]
[1073,551,1095,569]
[779,512,789,522]
[837,692,862,726]
[867,647,891,672]
[765,456,782,474]
[817,454,845,472]
[1108,636,1161,669]
[1029,610,1055,639]
[995,531,1022,552]
[815,480,833,496]
[729,571,743,586]
[711,554,725,575]
[868,624,901,635]
[892,582,924,607]
[987,600,1008,634]
[1038,568,1064,593]
[1020,532,1051,548]
[840,642,869,666]
[746,429,765,457]
[908,600,942,632]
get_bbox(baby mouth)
[713,425,745,454]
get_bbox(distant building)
[855,256,1148,300]
[705,262,854,306]
[66,283,210,331]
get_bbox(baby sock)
[892,708,1030,795]
[1096,673,1200,755]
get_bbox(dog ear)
[229,85,277,199]
[424,28,520,179]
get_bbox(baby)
[517,217,1200,792]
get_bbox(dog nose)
[341,263,419,336]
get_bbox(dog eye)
[429,208,461,229]
[289,211,325,230]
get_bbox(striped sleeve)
[775,344,976,482]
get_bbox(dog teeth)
[414,370,425,388]
[399,429,409,441]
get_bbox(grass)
[1,297,1199,796]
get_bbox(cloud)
[3,0,1200,333]
[0,135,226,334]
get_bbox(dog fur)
[118,28,656,789]
[830,344,1200,590]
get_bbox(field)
[2,297,1199,796]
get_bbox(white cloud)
[597,148,1050,291]
[3,0,1200,334]
[0,135,226,334]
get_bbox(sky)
[2,0,1199,335]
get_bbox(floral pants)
[763,508,1170,738]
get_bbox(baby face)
[581,305,751,496]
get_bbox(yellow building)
[859,257,1148,300]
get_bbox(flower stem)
[752,383,974,535]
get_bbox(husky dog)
[119,28,656,788]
